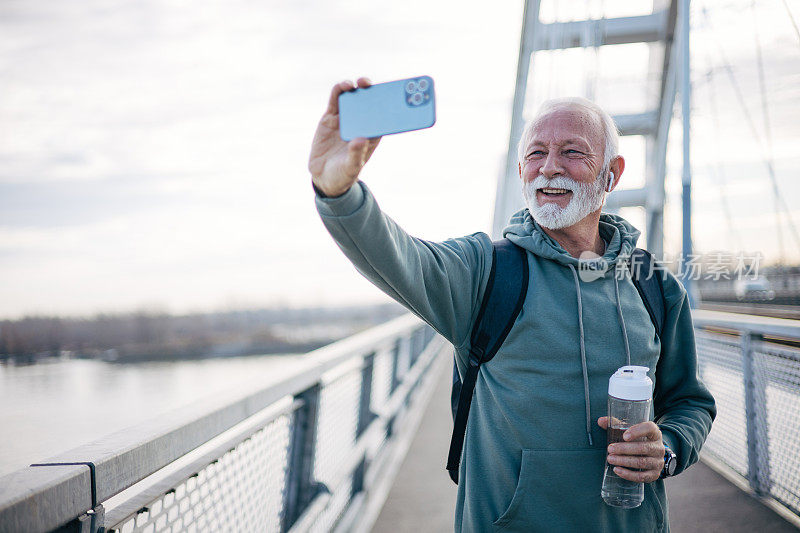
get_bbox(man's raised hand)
[308,78,381,197]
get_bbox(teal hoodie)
[316,181,715,532]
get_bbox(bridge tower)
[493,0,683,262]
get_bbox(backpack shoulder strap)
[469,239,529,363]
[626,248,667,339]
[447,238,528,483]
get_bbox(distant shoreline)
[98,339,331,363]
[0,338,333,365]
[0,302,406,365]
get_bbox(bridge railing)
[693,310,800,521]
[0,314,448,533]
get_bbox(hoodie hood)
[502,207,641,269]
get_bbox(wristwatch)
[661,446,677,478]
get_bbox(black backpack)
[446,239,666,484]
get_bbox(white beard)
[522,171,606,230]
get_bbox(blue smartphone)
[338,76,436,141]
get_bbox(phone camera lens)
[417,78,429,91]
[405,81,418,94]
[411,92,424,105]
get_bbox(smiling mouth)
[538,188,572,197]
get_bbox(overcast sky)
[1,0,798,319]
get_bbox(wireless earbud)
[606,171,615,192]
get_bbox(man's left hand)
[597,417,665,483]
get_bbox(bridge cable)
[582,0,591,99]
[595,0,606,102]
[780,0,800,46]
[752,0,786,264]
[582,0,599,100]
[700,4,800,257]
[555,1,565,100]
[546,1,557,100]
[703,65,743,252]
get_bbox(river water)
[0,354,310,477]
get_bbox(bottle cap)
[608,365,653,401]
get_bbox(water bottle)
[601,365,653,508]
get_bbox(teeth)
[541,188,570,194]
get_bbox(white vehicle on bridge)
[734,277,776,301]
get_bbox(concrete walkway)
[372,359,799,532]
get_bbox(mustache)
[529,175,582,191]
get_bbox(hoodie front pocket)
[491,448,659,532]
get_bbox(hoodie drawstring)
[614,273,632,367]
[568,263,634,447]
[568,264,593,446]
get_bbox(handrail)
[692,309,800,338]
[0,314,431,533]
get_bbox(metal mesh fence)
[102,323,440,533]
[308,478,353,533]
[695,326,800,518]
[110,413,292,533]
[371,343,395,413]
[696,329,748,477]
[313,367,361,487]
[755,342,800,515]
[306,366,362,531]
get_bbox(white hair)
[517,97,620,172]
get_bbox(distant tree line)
[0,303,406,362]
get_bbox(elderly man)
[309,78,715,532]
